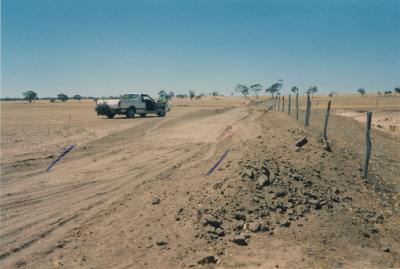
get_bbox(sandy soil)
[333,109,400,136]
[1,97,399,268]
[278,94,400,136]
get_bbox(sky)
[1,0,399,98]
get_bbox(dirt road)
[1,100,399,268]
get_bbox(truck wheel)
[126,107,135,118]
[139,113,146,117]
[157,111,166,117]
[107,113,115,119]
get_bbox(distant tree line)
[0,91,100,103]
[356,87,400,97]
[233,80,320,99]
[1,86,399,103]
[232,82,400,98]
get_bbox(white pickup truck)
[95,94,170,118]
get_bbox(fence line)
[265,94,373,179]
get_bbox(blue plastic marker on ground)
[205,149,229,176]
[47,144,76,171]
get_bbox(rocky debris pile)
[196,156,348,247]
[355,208,384,225]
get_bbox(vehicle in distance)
[95,94,170,118]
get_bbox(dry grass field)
[300,95,400,135]
[1,95,399,268]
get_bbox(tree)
[212,91,219,99]
[189,90,196,100]
[250,84,263,98]
[328,91,337,97]
[306,86,318,97]
[384,91,392,96]
[168,91,175,99]
[394,87,400,94]
[158,90,167,101]
[195,93,205,100]
[313,87,318,96]
[234,84,249,99]
[291,86,299,94]
[176,94,188,98]
[22,90,38,103]
[357,88,366,96]
[265,81,282,97]
[57,93,69,102]
[73,94,82,101]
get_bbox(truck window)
[121,94,140,100]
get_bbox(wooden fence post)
[363,112,372,179]
[272,96,275,110]
[296,93,299,120]
[278,96,281,111]
[282,96,285,112]
[288,95,291,115]
[322,100,331,150]
[304,94,311,127]
[271,97,274,110]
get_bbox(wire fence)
[263,94,400,211]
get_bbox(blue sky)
[1,0,399,98]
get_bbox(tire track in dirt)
[0,106,246,268]
[0,147,195,258]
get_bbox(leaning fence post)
[288,95,291,115]
[282,96,285,112]
[296,93,299,120]
[363,112,372,179]
[304,94,311,127]
[322,100,331,150]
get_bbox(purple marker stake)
[205,149,229,176]
[47,144,76,171]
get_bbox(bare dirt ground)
[1,97,399,268]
